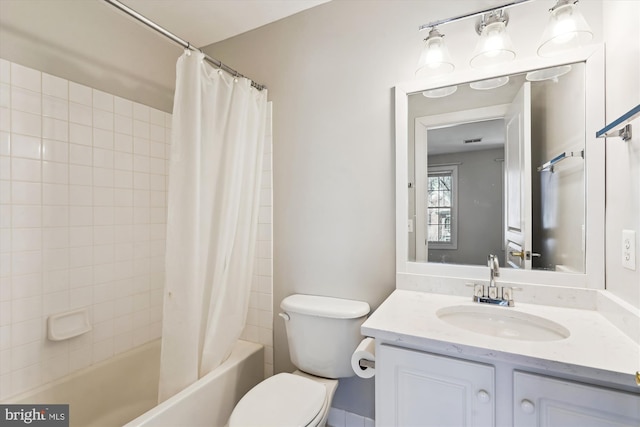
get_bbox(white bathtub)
[8,339,264,427]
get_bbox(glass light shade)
[416,29,455,77]
[537,1,593,57]
[470,76,509,90]
[423,85,458,98]
[526,65,572,82]
[470,21,516,68]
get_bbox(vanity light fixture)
[470,11,516,68]
[416,0,594,78]
[537,0,593,57]
[416,28,455,77]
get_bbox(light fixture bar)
[419,0,534,31]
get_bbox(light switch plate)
[622,229,636,270]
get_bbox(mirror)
[408,63,586,272]
[396,47,605,288]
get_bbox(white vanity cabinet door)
[513,371,640,427]
[377,344,495,427]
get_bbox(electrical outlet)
[622,229,636,271]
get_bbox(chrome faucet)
[488,254,500,288]
[470,254,514,307]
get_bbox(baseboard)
[327,407,374,427]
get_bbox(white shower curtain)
[158,51,268,402]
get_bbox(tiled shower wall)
[242,103,274,378]
[0,58,274,399]
[0,58,170,400]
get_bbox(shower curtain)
[158,50,268,402]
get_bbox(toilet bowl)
[227,294,370,427]
[228,371,338,427]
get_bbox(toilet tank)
[280,294,370,379]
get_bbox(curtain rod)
[102,0,266,91]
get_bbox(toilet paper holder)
[358,359,375,370]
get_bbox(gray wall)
[428,148,504,266]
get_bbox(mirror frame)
[395,45,605,289]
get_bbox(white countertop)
[362,290,640,389]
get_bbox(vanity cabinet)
[377,344,495,427]
[513,371,640,427]
[376,343,640,427]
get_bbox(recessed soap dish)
[47,308,92,341]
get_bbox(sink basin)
[436,305,570,341]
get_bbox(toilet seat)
[228,373,327,427]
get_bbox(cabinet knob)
[476,389,491,403]
[520,399,535,414]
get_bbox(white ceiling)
[120,0,331,47]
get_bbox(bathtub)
[8,339,264,427]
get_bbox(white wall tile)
[42,139,69,163]
[114,97,132,117]
[69,165,92,186]
[12,228,41,252]
[115,115,132,135]
[42,290,69,316]
[42,162,68,185]
[93,129,113,150]
[69,82,92,106]
[11,87,41,115]
[43,206,69,227]
[133,103,149,122]
[93,148,114,169]
[114,133,133,153]
[0,84,8,109]
[42,73,68,100]
[43,95,68,121]
[43,184,69,206]
[2,59,175,400]
[11,205,41,228]
[11,134,41,159]
[93,109,113,131]
[69,123,92,146]
[43,118,68,142]
[69,143,92,166]
[42,227,68,249]
[0,59,11,84]
[0,132,10,156]
[11,111,41,138]
[43,269,69,294]
[10,63,40,93]
[93,90,113,113]
[11,273,41,299]
[0,107,9,132]
[69,103,92,126]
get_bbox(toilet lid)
[229,373,326,427]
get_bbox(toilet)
[228,294,370,427]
